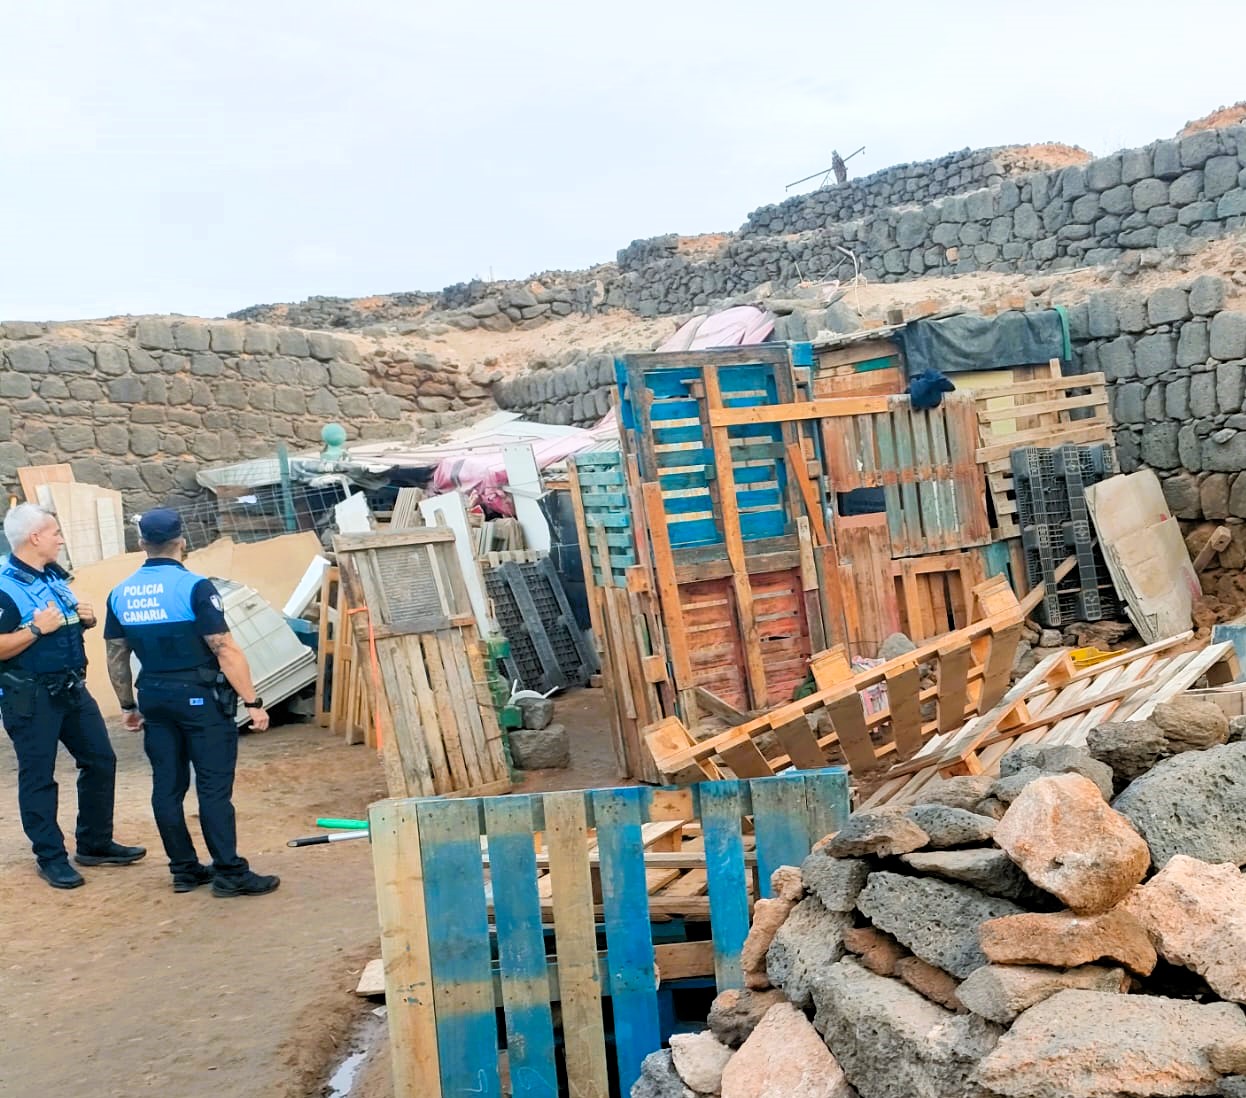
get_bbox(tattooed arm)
[106,638,136,709]
[204,632,269,730]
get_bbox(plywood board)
[503,444,551,552]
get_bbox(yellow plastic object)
[1070,646,1123,668]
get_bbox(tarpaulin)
[432,409,620,515]
[898,308,1069,377]
[657,305,775,351]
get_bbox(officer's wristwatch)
[26,622,43,638]
[243,697,264,709]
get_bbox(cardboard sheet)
[72,532,322,719]
[1085,471,1201,643]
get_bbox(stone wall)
[491,354,616,426]
[0,317,491,512]
[609,126,1246,315]
[739,145,1085,238]
[1068,275,1246,522]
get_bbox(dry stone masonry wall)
[0,318,492,511]
[739,146,1082,238]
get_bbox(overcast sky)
[1,1,1242,321]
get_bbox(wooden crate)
[369,769,850,1098]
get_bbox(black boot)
[37,860,86,890]
[211,870,280,898]
[74,842,147,866]
[172,865,215,893]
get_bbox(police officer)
[0,503,146,889]
[104,508,279,897]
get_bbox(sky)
[1,0,1242,321]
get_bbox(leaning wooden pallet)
[369,769,850,1098]
[645,574,1027,783]
[863,635,1240,807]
[334,530,511,799]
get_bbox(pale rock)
[765,895,852,1008]
[1211,1038,1246,1075]
[856,872,1023,978]
[955,964,1128,1024]
[1086,719,1168,783]
[770,865,804,903]
[993,773,1149,913]
[812,959,1003,1098]
[633,1049,692,1098]
[1113,743,1246,867]
[980,908,1157,975]
[824,808,928,858]
[909,774,995,812]
[800,852,870,912]
[721,1002,857,1098]
[1123,854,1246,1002]
[708,988,788,1050]
[899,848,1032,900]
[905,805,997,848]
[670,1031,733,1096]
[975,989,1246,1098]
[1151,696,1230,750]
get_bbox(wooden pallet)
[863,636,1240,806]
[822,392,992,557]
[368,770,850,1098]
[645,575,1026,783]
[971,365,1114,539]
[334,530,511,799]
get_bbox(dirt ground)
[0,686,620,1098]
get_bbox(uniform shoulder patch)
[210,594,223,612]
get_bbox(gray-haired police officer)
[104,508,278,897]
[0,503,145,889]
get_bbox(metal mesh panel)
[371,545,449,628]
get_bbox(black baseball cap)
[138,508,184,543]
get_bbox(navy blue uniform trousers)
[136,679,248,878]
[2,684,116,866]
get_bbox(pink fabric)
[432,409,620,515]
[657,305,775,351]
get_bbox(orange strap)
[347,607,383,749]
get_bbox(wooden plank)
[693,687,749,724]
[785,442,828,546]
[417,799,501,1097]
[334,529,456,551]
[935,640,973,734]
[461,633,511,787]
[698,782,750,989]
[483,796,559,1097]
[368,800,441,1098]
[971,371,1108,400]
[751,775,816,897]
[803,768,852,845]
[17,462,73,505]
[884,661,923,760]
[642,481,695,696]
[824,693,879,776]
[591,789,661,1095]
[544,792,610,1098]
[702,366,768,708]
[718,737,776,779]
[708,396,890,427]
[421,634,473,791]
[773,717,829,770]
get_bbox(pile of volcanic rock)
[633,696,1246,1098]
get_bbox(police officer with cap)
[104,508,279,897]
[0,503,146,889]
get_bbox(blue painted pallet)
[370,768,849,1098]
[614,350,806,550]
[570,450,637,587]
